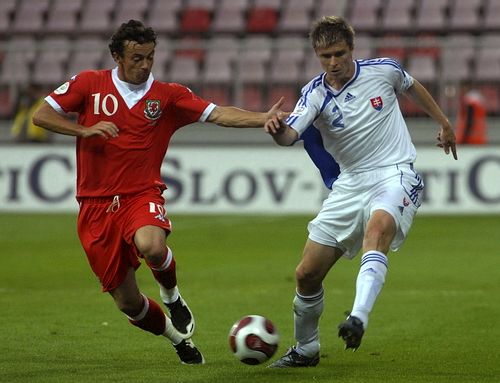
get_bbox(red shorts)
[77,189,172,292]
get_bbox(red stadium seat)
[247,8,278,33]
[180,8,212,34]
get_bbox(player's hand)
[265,97,290,135]
[81,121,119,139]
[436,124,458,160]
[264,111,289,135]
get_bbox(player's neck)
[325,62,355,90]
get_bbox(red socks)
[128,296,166,336]
[148,248,177,289]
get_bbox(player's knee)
[138,241,165,265]
[295,265,321,290]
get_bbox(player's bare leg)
[339,210,396,350]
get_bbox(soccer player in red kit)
[32,20,284,364]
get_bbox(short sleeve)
[389,62,414,94]
[46,71,91,114]
[285,83,322,136]
[169,83,214,127]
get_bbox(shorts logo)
[403,197,410,207]
[144,99,162,120]
[149,202,166,222]
[370,96,383,111]
[155,213,166,222]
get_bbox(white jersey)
[287,58,416,176]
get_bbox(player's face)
[315,40,355,88]
[115,41,155,85]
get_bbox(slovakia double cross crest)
[370,96,383,111]
[144,99,162,120]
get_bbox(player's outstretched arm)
[33,101,119,139]
[405,79,458,160]
[207,97,285,128]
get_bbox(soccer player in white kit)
[266,16,458,368]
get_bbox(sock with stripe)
[127,294,183,344]
[350,251,388,329]
[147,247,180,304]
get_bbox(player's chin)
[136,72,150,84]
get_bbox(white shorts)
[308,163,424,259]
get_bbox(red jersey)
[47,69,213,197]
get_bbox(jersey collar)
[322,61,360,97]
[111,67,154,109]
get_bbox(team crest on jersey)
[370,96,383,111]
[144,99,162,120]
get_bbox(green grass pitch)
[0,214,499,383]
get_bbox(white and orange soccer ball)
[228,315,279,365]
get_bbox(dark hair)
[108,20,157,58]
[309,16,355,51]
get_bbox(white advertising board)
[0,145,499,214]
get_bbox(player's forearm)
[207,106,268,128]
[270,126,298,146]
[32,102,85,137]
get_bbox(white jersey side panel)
[286,58,417,174]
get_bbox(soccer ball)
[228,315,279,365]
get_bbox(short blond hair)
[309,16,355,51]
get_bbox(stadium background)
[0,0,499,214]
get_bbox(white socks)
[350,251,388,329]
[163,315,183,345]
[294,288,324,357]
